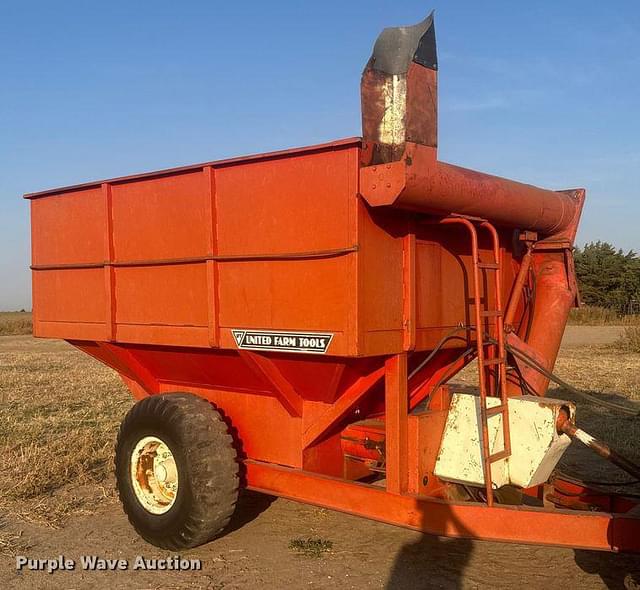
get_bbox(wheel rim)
[130,435,179,514]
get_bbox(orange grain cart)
[27,14,640,551]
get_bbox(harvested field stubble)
[550,345,640,488]
[0,311,32,336]
[0,338,131,531]
[554,345,640,402]
[618,326,640,353]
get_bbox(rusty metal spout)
[359,13,585,240]
[361,12,437,165]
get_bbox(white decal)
[232,329,333,354]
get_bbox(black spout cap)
[365,11,437,75]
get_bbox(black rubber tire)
[115,393,238,549]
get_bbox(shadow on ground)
[574,550,640,589]
[224,490,275,535]
[386,504,473,589]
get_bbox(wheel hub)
[130,436,179,514]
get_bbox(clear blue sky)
[1,1,639,310]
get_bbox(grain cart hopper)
[26,14,640,551]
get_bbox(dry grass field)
[0,337,129,530]
[0,312,32,336]
[567,308,640,354]
[1,322,639,588]
[567,306,640,327]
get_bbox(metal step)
[488,448,511,463]
[482,357,506,366]
[480,310,502,318]
[486,403,508,417]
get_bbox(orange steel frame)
[26,139,640,553]
[246,460,640,552]
[246,351,640,554]
[83,342,640,553]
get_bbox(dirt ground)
[1,330,640,589]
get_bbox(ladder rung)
[480,310,502,318]
[477,262,499,270]
[488,449,511,463]
[482,357,506,366]
[486,403,508,417]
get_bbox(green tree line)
[574,241,640,312]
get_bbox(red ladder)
[437,216,511,506]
